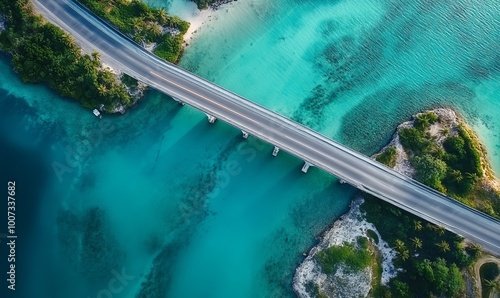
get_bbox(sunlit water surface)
[1,0,499,297]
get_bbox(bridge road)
[34,0,500,255]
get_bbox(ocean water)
[0,50,351,298]
[160,0,500,165]
[2,0,500,297]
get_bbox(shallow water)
[2,0,500,297]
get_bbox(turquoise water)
[2,0,500,297]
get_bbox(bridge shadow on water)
[151,114,242,172]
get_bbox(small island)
[294,108,500,298]
[0,0,193,113]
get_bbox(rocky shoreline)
[293,196,397,298]
[382,107,500,212]
[209,0,234,10]
[293,107,500,297]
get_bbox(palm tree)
[399,249,410,261]
[411,237,423,250]
[465,172,479,181]
[91,51,101,62]
[426,223,444,235]
[470,243,482,258]
[436,240,450,253]
[82,57,94,72]
[448,169,463,183]
[484,279,500,292]
[133,33,143,43]
[413,220,423,231]
[484,279,495,288]
[132,18,143,32]
[60,35,73,48]
[144,10,155,21]
[428,224,446,236]
[394,239,406,253]
[97,84,107,96]
[156,8,168,24]
[150,24,162,37]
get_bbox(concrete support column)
[206,114,217,124]
[272,146,280,156]
[172,97,185,105]
[301,162,312,173]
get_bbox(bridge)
[34,0,500,254]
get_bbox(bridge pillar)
[301,162,313,173]
[241,131,249,139]
[172,97,185,105]
[206,114,217,124]
[272,146,280,157]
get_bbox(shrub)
[153,34,183,63]
[376,146,397,168]
[316,240,371,273]
[0,0,132,110]
[399,127,433,155]
[78,0,189,63]
[480,262,500,282]
[414,112,438,132]
[458,126,482,177]
[412,154,447,188]
[444,136,465,157]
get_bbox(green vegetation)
[369,242,384,295]
[191,0,221,9]
[397,111,500,218]
[480,263,500,298]
[359,110,500,297]
[362,194,472,297]
[376,146,397,168]
[316,237,371,273]
[78,0,189,63]
[0,0,132,111]
[121,73,138,88]
[412,154,447,190]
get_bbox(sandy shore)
[182,7,214,43]
[166,0,234,44]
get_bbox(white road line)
[150,71,260,125]
[39,0,500,254]
[152,69,359,182]
[152,69,355,175]
[152,69,408,187]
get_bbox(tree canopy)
[0,0,132,111]
[79,0,190,63]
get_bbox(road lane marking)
[44,0,500,256]
[153,71,498,247]
[150,71,259,125]
[151,69,433,196]
[151,69,362,182]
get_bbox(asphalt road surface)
[34,0,500,255]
